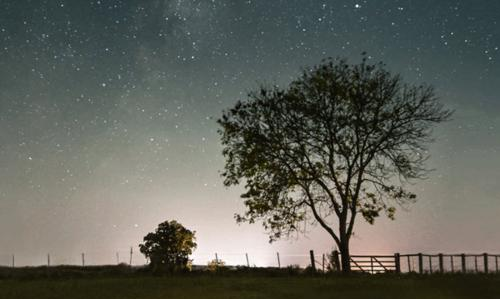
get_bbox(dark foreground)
[0,267,498,299]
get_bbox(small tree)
[218,55,452,272]
[139,220,196,272]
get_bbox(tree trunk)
[339,243,351,272]
[339,233,351,273]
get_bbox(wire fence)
[0,249,146,267]
[0,249,328,269]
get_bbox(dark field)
[0,267,499,299]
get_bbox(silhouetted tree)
[218,54,452,273]
[139,220,196,272]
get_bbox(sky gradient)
[0,0,499,267]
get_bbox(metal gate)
[349,255,398,273]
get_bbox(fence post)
[309,250,316,272]
[461,254,466,273]
[474,256,478,272]
[245,253,250,267]
[322,254,325,273]
[333,250,340,272]
[407,255,411,272]
[12,255,14,268]
[129,247,133,266]
[418,253,423,274]
[82,253,85,267]
[484,253,489,274]
[496,256,498,273]
[438,253,444,273]
[451,256,454,272]
[276,252,281,268]
[394,253,401,274]
[47,254,50,267]
[428,256,432,273]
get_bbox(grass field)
[1,272,499,299]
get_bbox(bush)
[207,259,227,272]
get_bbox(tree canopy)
[218,55,452,272]
[139,220,197,272]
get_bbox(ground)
[0,273,499,299]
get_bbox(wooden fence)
[399,253,500,274]
[312,251,500,274]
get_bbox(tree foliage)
[218,54,452,272]
[139,220,196,272]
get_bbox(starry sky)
[0,0,499,267]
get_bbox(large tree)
[139,220,197,272]
[218,55,452,272]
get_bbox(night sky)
[0,0,499,266]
